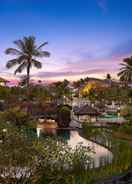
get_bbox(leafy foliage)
[5,36,50,86]
[0,107,31,127]
[57,106,71,128]
[0,124,92,184]
[118,56,132,83]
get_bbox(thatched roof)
[74,105,100,116]
[95,103,106,111]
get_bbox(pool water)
[98,113,126,124]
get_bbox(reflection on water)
[37,123,57,137]
[68,131,113,168]
[36,125,113,168]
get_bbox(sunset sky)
[0,0,132,82]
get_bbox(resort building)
[73,104,100,123]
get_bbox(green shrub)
[0,107,31,127]
[118,123,132,135]
[57,106,71,128]
[0,124,92,184]
[120,105,132,119]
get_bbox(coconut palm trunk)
[27,60,31,87]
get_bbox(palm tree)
[5,36,50,87]
[106,73,112,86]
[106,73,111,80]
[118,57,132,85]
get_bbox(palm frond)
[24,36,35,43]
[120,63,127,67]
[14,62,27,74]
[17,55,28,63]
[123,57,132,63]
[32,59,42,69]
[6,59,20,69]
[37,42,48,50]
[35,51,50,57]
[118,56,132,82]
[5,48,22,56]
[14,39,26,53]
[23,36,36,54]
[6,56,27,69]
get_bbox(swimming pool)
[97,113,126,124]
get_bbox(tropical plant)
[51,80,71,102]
[57,105,71,128]
[5,36,50,87]
[0,107,31,127]
[120,105,132,120]
[0,123,92,184]
[106,73,111,80]
[106,73,112,86]
[118,56,132,84]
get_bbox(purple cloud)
[32,68,116,79]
